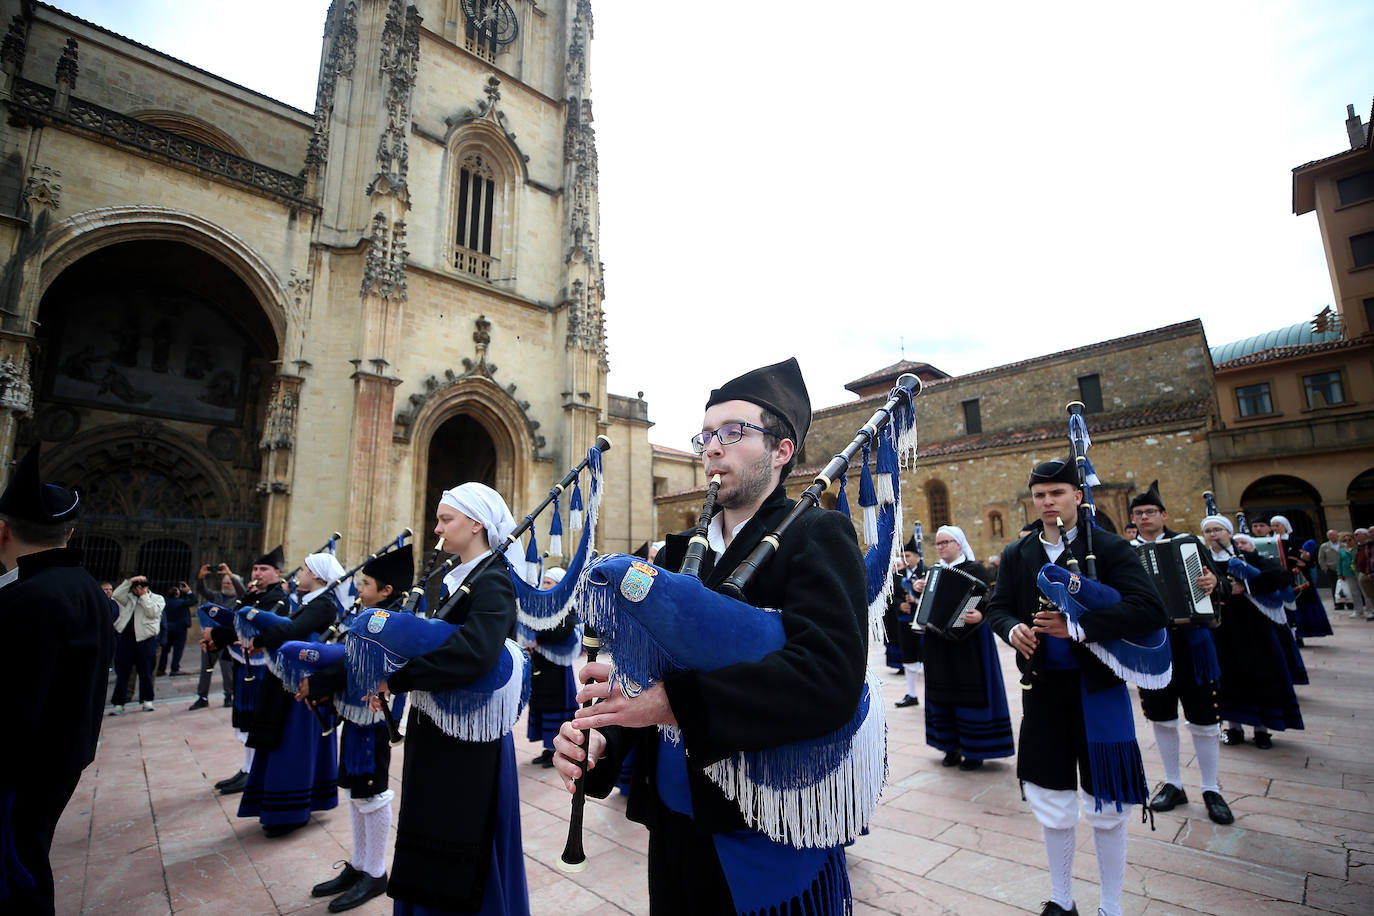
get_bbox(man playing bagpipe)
[370,484,531,915]
[985,458,1168,916]
[1126,483,1232,825]
[200,546,289,796]
[525,567,580,768]
[0,444,114,915]
[294,545,413,912]
[553,358,871,915]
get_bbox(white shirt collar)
[0,566,18,590]
[301,585,327,606]
[443,549,494,595]
[707,512,751,558]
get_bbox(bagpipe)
[319,530,413,641]
[1024,402,1171,691]
[345,610,530,742]
[560,375,920,860]
[1228,509,1292,624]
[282,532,343,611]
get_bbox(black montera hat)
[362,544,414,594]
[1129,480,1165,512]
[1028,458,1079,489]
[705,357,812,448]
[631,541,650,560]
[903,534,919,553]
[0,444,79,525]
[254,544,285,569]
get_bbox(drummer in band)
[1126,482,1232,825]
[918,525,1014,770]
[984,458,1167,916]
[554,357,870,915]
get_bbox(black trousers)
[157,626,188,674]
[196,646,235,701]
[5,769,83,916]
[111,625,157,704]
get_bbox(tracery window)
[455,152,497,279]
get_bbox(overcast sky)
[54,1,1374,448]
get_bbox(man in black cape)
[0,444,114,914]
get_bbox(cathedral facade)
[0,0,654,584]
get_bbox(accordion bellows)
[576,553,886,848]
[345,610,530,742]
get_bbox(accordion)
[914,565,987,640]
[1134,538,1218,627]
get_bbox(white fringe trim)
[702,668,888,849]
[1086,643,1173,691]
[409,640,529,742]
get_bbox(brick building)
[655,321,1218,562]
[0,1,656,583]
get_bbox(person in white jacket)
[110,576,165,714]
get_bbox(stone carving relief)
[360,212,408,300]
[23,164,60,211]
[1,14,27,74]
[260,373,303,451]
[367,0,421,202]
[305,0,358,173]
[54,37,78,88]
[0,349,33,414]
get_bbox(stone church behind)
[0,0,661,582]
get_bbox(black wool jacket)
[984,520,1168,694]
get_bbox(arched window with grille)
[926,480,950,528]
[455,152,497,278]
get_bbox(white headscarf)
[542,567,566,586]
[303,552,351,608]
[1269,515,1293,536]
[1200,515,1235,560]
[935,525,975,567]
[439,482,526,572]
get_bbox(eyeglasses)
[934,539,958,547]
[1131,508,1161,518]
[690,421,775,455]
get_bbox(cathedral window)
[926,480,951,528]
[455,152,497,279]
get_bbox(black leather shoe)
[1149,782,1188,812]
[1253,731,1273,749]
[531,748,554,767]
[263,820,308,838]
[1039,902,1078,916]
[328,872,388,912]
[312,862,363,897]
[895,694,920,708]
[218,771,249,795]
[1223,727,1244,746]
[958,758,984,771]
[213,771,244,790]
[941,750,962,767]
[223,697,234,707]
[188,697,209,711]
[1203,790,1234,825]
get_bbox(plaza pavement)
[55,602,1373,915]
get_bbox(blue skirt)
[1272,620,1310,686]
[924,626,1015,760]
[238,700,339,826]
[393,732,529,916]
[1292,592,1333,638]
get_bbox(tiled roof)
[651,443,697,459]
[844,360,949,391]
[917,398,1214,459]
[1213,335,1368,370]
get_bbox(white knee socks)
[1189,722,1221,794]
[351,791,394,879]
[904,668,919,697]
[242,746,255,774]
[1091,818,1128,916]
[1043,825,1076,911]
[1152,719,1182,788]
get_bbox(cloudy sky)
[55,1,1374,448]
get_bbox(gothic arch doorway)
[29,238,276,585]
[424,414,498,525]
[1241,475,1324,544]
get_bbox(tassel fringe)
[703,669,887,848]
[514,443,605,631]
[408,640,531,741]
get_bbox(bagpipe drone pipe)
[345,610,530,742]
